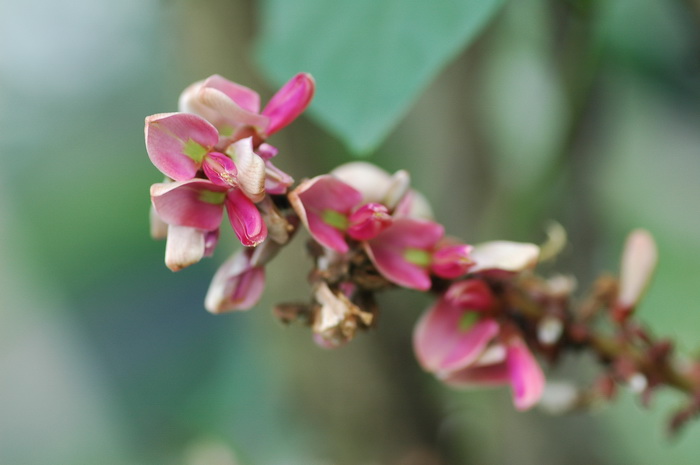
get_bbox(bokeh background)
[2,0,700,463]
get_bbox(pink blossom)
[363,218,473,290]
[414,280,545,410]
[178,73,315,141]
[289,175,392,253]
[150,178,267,247]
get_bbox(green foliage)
[256,0,505,155]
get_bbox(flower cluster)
[147,73,314,262]
[146,74,700,425]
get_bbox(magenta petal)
[430,244,473,279]
[256,143,279,160]
[347,203,392,241]
[364,241,431,290]
[306,212,349,253]
[202,75,261,113]
[414,299,499,374]
[150,180,226,231]
[262,73,315,135]
[444,279,494,310]
[288,175,363,252]
[145,113,219,181]
[202,151,238,187]
[507,337,546,411]
[225,188,267,247]
[364,218,444,290]
[442,362,511,387]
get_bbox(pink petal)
[263,160,294,195]
[288,175,363,252]
[306,212,349,253]
[164,225,206,271]
[347,203,392,241]
[414,298,499,374]
[145,113,219,181]
[197,86,269,133]
[201,75,261,113]
[262,73,315,136]
[150,179,227,231]
[202,151,238,187]
[444,279,494,310]
[507,337,546,411]
[256,143,279,160]
[225,188,267,247]
[430,244,473,279]
[204,229,220,256]
[364,218,444,290]
[205,249,266,313]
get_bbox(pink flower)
[289,175,392,253]
[178,73,315,141]
[413,280,545,411]
[150,177,267,247]
[363,218,473,290]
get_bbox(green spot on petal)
[183,139,209,163]
[199,190,226,205]
[322,209,349,230]
[458,312,479,332]
[404,248,432,266]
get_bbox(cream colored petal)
[617,229,658,309]
[470,241,540,273]
[225,137,266,203]
[165,226,205,271]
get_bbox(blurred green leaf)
[256,0,505,154]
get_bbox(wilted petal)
[289,175,363,252]
[507,336,546,411]
[151,179,227,231]
[225,137,266,202]
[616,229,658,312]
[165,225,206,271]
[430,243,473,279]
[364,218,444,290]
[145,112,219,181]
[262,73,315,136]
[205,249,266,313]
[347,203,392,241]
[225,188,267,247]
[470,241,540,273]
[414,298,499,374]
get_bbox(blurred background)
[1,0,700,463]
